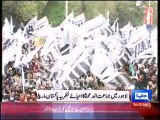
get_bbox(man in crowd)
[134,73,148,90]
[147,74,157,101]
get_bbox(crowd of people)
[131,63,157,101]
[2,57,158,102]
[120,62,157,101]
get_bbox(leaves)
[3,1,157,27]
[3,1,47,22]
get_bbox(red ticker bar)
[131,103,151,108]
[1,102,159,119]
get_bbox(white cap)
[126,85,135,90]
[131,76,138,80]
[138,64,144,69]
[32,89,37,92]
[144,69,149,73]
[35,72,40,77]
[155,72,157,75]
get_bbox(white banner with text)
[37,90,130,102]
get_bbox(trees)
[39,1,66,27]
[2,1,157,28]
[2,1,47,24]
[67,1,157,27]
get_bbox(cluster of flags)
[2,9,157,90]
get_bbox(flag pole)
[65,1,68,18]
[148,1,152,48]
[21,64,25,93]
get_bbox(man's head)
[5,84,9,89]
[19,93,25,102]
[151,74,157,83]
[39,85,45,90]
[149,64,154,70]
[87,71,92,77]
[28,97,33,102]
[11,91,15,97]
[138,64,145,72]
[45,83,51,90]
[134,63,138,71]
[138,74,144,82]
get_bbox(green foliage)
[39,1,65,27]
[2,1,47,22]
[68,1,82,16]
[2,1,157,28]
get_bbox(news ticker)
[37,90,152,102]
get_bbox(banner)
[37,90,130,102]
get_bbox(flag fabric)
[10,16,14,34]
[103,72,134,90]
[144,7,153,25]
[100,26,114,37]
[114,48,132,70]
[60,44,70,56]
[2,12,157,91]
[3,17,11,36]
[23,16,37,36]
[73,13,85,27]
[133,57,156,65]
[106,11,110,26]
[34,16,49,32]
[63,11,74,25]
[90,48,114,80]
[81,15,106,32]
[68,58,91,80]
[111,18,119,33]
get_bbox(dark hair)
[139,70,144,75]
[17,89,23,94]
[31,91,37,97]
[100,82,105,87]
[116,85,124,91]
[27,96,33,101]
